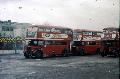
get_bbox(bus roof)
[103,27,119,31]
[74,29,102,33]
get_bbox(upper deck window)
[83,32,92,35]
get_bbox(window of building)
[2,26,13,31]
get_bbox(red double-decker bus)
[71,29,102,55]
[100,27,119,57]
[23,25,73,59]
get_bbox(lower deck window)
[45,41,67,45]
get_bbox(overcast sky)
[0,0,119,31]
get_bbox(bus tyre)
[62,49,69,57]
[100,52,105,57]
[112,49,118,57]
[112,51,117,58]
[96,48,100,55]
[79,49,85,56]
[35,50,43,59]
[113,54,117,58]
[101,54,104,57]
[24,52,29,59]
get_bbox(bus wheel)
[113,54,117,58]
[96,48,100,55]
[24,51,30,58]
[112,52,117,58]
[79,49,85,56]
[35,50,43,59]
[100,52,105,57]
[101,54,104,57]
[62,49,69,57]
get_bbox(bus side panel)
[83,45,101,54]
[43,45,69,56]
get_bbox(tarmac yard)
[0,53,119,79]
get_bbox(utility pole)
[14,39,17,54]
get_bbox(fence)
[0,50,23,55]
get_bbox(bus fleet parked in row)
[23,25,119,58]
